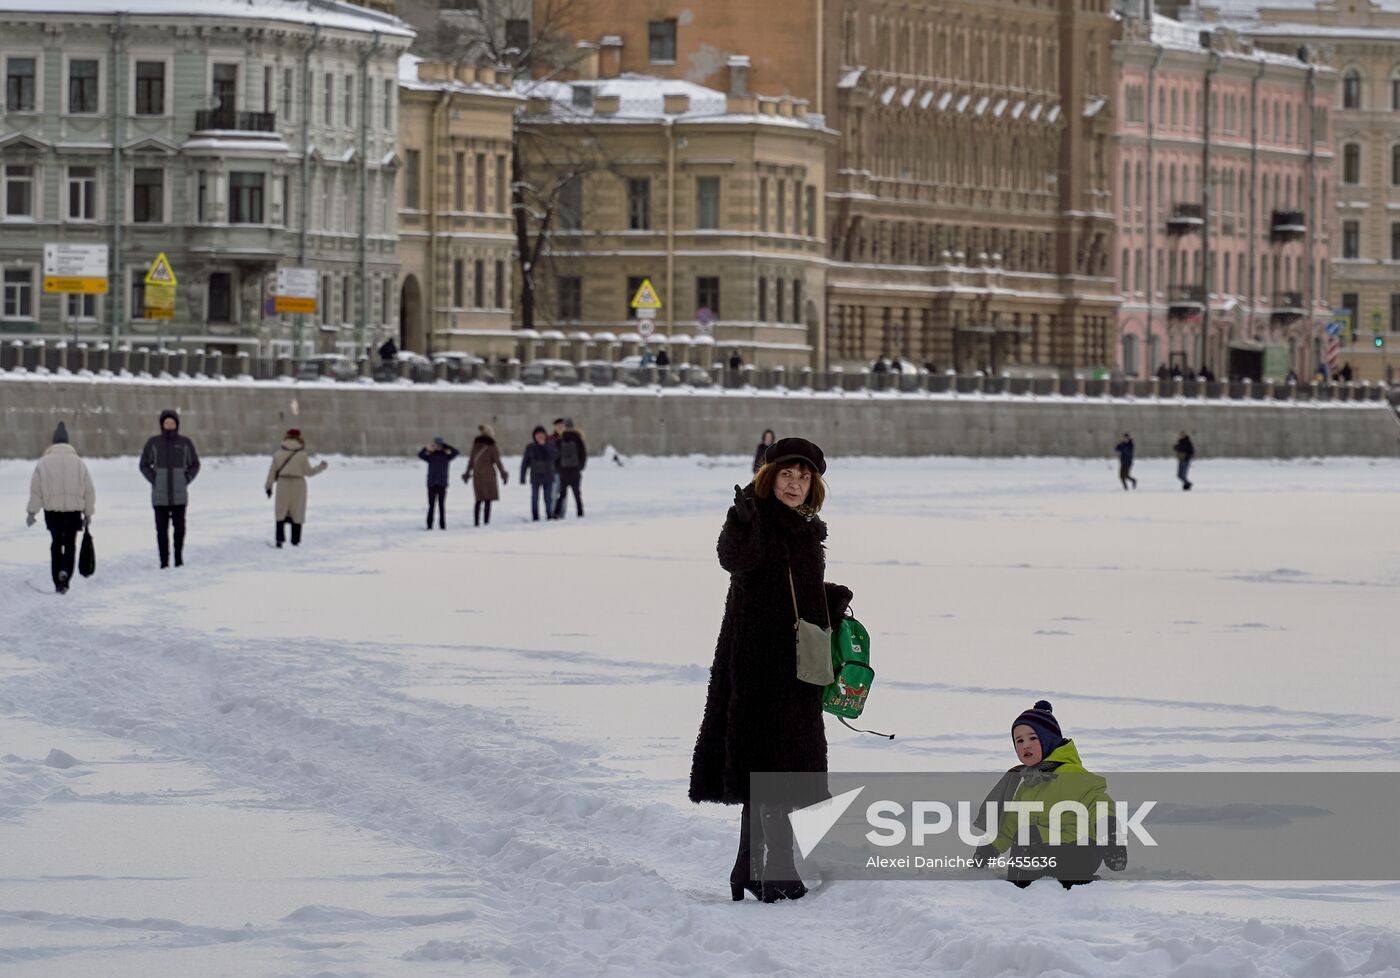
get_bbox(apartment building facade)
[0,0,411,355]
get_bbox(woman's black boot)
[729,803,761,900]
[758,803,807,903]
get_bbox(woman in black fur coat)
[689,437,853,903]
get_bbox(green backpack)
[822,613,893,738]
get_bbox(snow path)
[1,454,1398,976]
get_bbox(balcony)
[1270,209,1306,244]
[193,110,276,133]
[1168,284,1206,319]
[1166,202,1204,236]
[1271,290,1305,323]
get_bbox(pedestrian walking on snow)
[464,425,508,525]
[1115,433,1138,490]
[418,437,459,530]
[1174,432,1195,491]
[26,422,96,593]
[521,426,559,521]
[552,419,587,519]
[139,409,200,568]
[264,429,329,547]
[690,437,854,904]
[753,429,776,475]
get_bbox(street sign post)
[630,278,663,311]
[143,252,177,320]
[43,244,108,294]
[274,267,319,315]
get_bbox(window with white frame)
[67,57,100,114]
[5,55,38,112]
[2,267,35,320]
[67,165,98,221]
[65,293,98,321]
[3,163,36,219]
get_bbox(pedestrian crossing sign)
[630,278,662,310]
[145,252,177,287]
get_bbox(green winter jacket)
[988,740,1114,852]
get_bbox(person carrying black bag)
[25,422,95,593]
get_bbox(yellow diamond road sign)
[145,252,177,287]
[630,278,662,310]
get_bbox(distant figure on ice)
[265,428,328,548]
[753,429,776,474]
[418,436,459,530]
[26,422,95,593]
[972,701,1127,889]
[464,424,508,526]
[553,419,587,519]
[690,437,854,903]
[1174,431,1195,491]
[520,425,559,522]
[549,418,565,512]
[139,409,200,569]
[1114,433,1138,490]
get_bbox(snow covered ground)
[1,451,1398,977]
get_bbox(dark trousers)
[554,471,583,517]
[1177,457,1192,487]
[275,518,302,547]
[44,510,83,590]
[1008,842,1104,889]
[1118,462,1136,489]
[427,485,447,528]
[153,504,186,567]
[732,802,799,886]
[474,499,493,525]
[529,481,551,521]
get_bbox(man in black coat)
[418,436,459,530]
[520,425,559,521]
[690,437,853,903]
[1174,431,1195,491]
[552,419,587,518]
[138,409,200,568]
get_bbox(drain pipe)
[1202,48,1220,368]
[1246,58,1265,350]
[297,25,322,361]
[357,32,382,357]
[1145,42,1164,374]
[1304,59,1317,377]
[109,13,126,345]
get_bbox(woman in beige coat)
[463,424,508,526]
[264,428,328,548]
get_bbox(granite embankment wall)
[2,376,1397,460]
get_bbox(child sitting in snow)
[972,700,1128,889]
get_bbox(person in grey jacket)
[26,421,96,593]
[138,408,201,568]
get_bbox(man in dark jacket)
[1114,433,1138,490]
[1174,431,1195,491]
[138,409,201,568]
[552,419,587,519]
[520,426,559,521]
[418,436,459,530]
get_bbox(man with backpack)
[553,418,587,519]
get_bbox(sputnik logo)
[789,786,866,858]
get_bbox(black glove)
[731,484,757,524]
[503,472,509,485]
[1103,844,1127,872]
[266,487,273,499]
[972,843,999,868]
[825,583,854,621]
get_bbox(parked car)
[297,354,357,381]
[430,351,488,382]
[520,358,579,385]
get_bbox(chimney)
[663,91,690,114]
[477,65,496,86]
[777,96,794,118]
[793,99,809,119]
[600,35,623,78]
[527,94,554,116]
[575,40,600,80]
[494,64,514,87]
[759,97,778,116]
[595,93,621,115]
[727,93,757,114]
[419,62,452,83]
[726,55,750,96]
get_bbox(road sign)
[274,266,319,315]
[637,318,655,337]
[635,307,656,319]
[695,306,716,328]
[145,252,176,287]
[1326,320,1344,338]
[629,278,662,310]
[43,243,108,294]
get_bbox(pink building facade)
[1112,14,1334,379]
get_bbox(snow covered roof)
[397,55,522,100]
[1146,12,1319,68]
[0,0,413,37]
[520,74,830,132]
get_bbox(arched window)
[1344,69,1362,110]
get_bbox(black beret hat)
[763,437,826,476]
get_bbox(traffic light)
[1375,333,1385,349]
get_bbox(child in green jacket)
[973,700,1127,888]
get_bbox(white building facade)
[0,0,413,355]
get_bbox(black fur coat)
[689,486,852,805]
